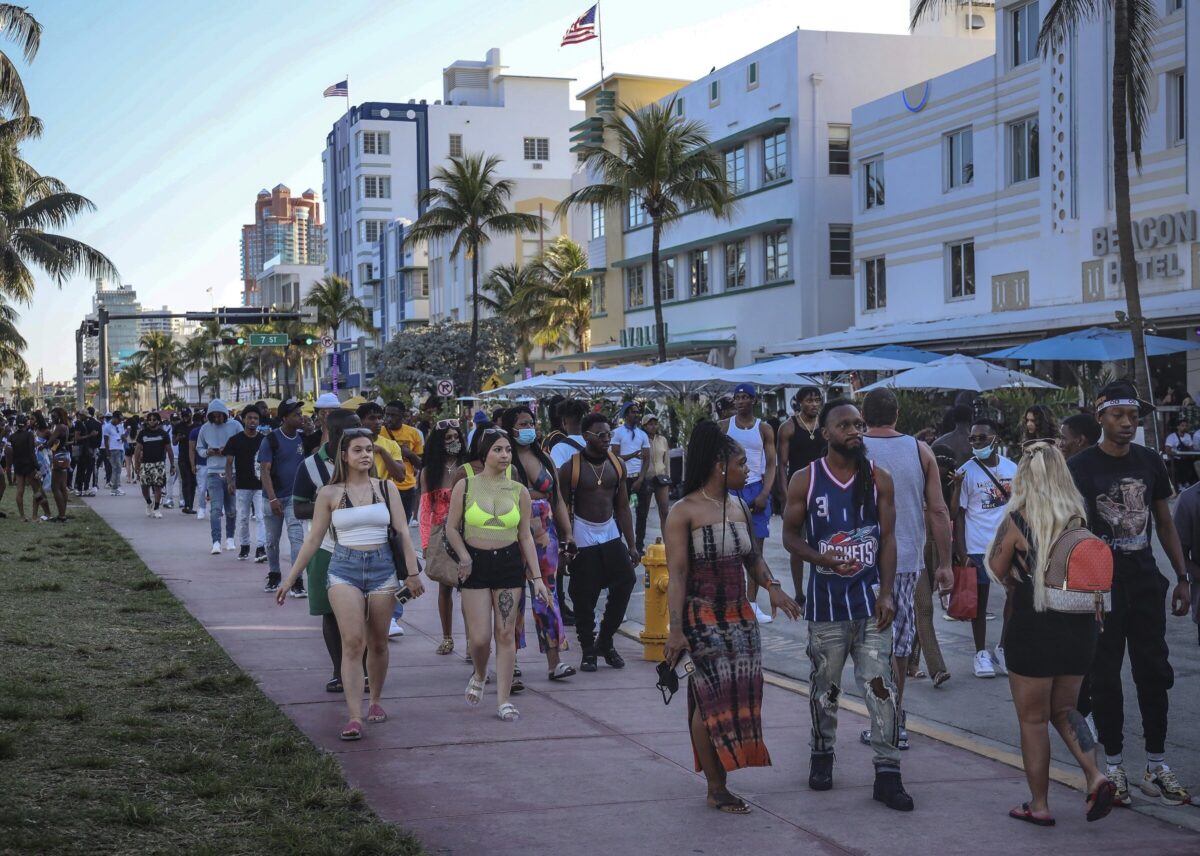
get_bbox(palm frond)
[1125,0,1158,169]
[13,191,98,231]
[14,231,119,285]
[0,5,42,62]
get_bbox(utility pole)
[75,327,85,410]
[98,307,110,414]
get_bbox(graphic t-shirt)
[1069,443,1171,575]
[225,431,264,490]
[803,458,880,622]
[380,424,423,491]
[136,427,169,465]
[955,456,1018,555]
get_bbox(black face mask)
[655,661,679,705]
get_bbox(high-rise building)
[240,184,325,303]
[83,280,141,371]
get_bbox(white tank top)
[863,434,925,574]
[330,502,390,547]
[726,418,765,484]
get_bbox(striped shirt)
[803,458,880,622]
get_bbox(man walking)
[225,406,266,562]
[1058,413,1101,460]
[1069,381,1191,807]
[782,399,911,811]
[721,383,778,624]
[610,403,651,554]
[379,400,424,522]
[103,412,127,496]
[133,411,174,517]
[196,400,242,555]
[558,412,639,673]
[858,389,952,751]
[934,404,973,468]
[777,386,826,607]
[258,398,307,592]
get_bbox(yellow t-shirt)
[380,424,423,491]
[373,434,404,485]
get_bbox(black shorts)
[462,543,526,590]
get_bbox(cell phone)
[673,651,695,679]
[395,585,413,604]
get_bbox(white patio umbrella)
[570,358,733,396]
[856,354,1061,393]
[483,372,590,397]
[727,350,924,378]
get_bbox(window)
[359,262,375,282]
[765,230,789,281]
[709,80,720,106]
[763,130,788,182]
[747,61,759,90]
[675,98,685,117]
[590,202,606,239]
[1009,116,1040,183]
[660,257,676,301]
[627,193,647,229]
[863,156,885,209]
[361,131,390,155]
[1171,0,1185,11]
[449,134,463,158]
[829,225,852,277]
[948,239,976,298]
[690,250,710,297]
[725,146,746,194]
[864,257,886,310]
[362,175,391,199]
[418,270,429,297]
[626,266,645,308]
[387,275,396,303]
[591,275,606,315]
[828,125,850,175]
[944,128,974,190]
[1011,2,1040,67]
[725,240,747,289]
[1169,70,1186,145]
[359,220,385,243]
[523,137,549,161]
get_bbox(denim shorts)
[326,544,399,595]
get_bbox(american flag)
[561,5,597,46]
[323,79,348,98]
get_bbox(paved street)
[83,491,1199,853]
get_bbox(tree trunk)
[1111,0,1157,447]
[650,219,667,363]
[467,245,481,393]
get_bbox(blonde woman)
[986,442,1114,826]
[277,427,424,741]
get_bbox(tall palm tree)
[132,331,175,409]
[118,359,151,412]
[180,334,211,404]
[303,276,372,389]
[535,236,594,356]
[481,262,543,371]
[11,361,28,400]
[557,97,734,362]
[405,153,544,392]
[0,295,27,371]
[219,349,255,403]
[0,5,40,122]
[272,318,321,397]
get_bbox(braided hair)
[819,398,875,528]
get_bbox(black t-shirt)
[787,415,827,477]
[136,427,170,465]
[9,429,35,469]
[72,419,87,446]
[1068,443,1171,575]
[85,417,103,449]
[225,431,264,490]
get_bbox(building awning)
[706,117,789,152]
[767,290,1200,355]
[614,219,792,269]
[550,337,735,364]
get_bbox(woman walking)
[419,421,465,654]
[277,427,424,741]
[500,407,576,682]
[47,408,72,522]
[444,428,549,722]
[662,421,801,813]
[643,414,673,533]
[986,441,1114,826]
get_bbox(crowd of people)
[24,374,1198,823]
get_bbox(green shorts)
[307,548,332,616]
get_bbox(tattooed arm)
[985,514,1017,586]
[661,496,693,666]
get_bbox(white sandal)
[465,674,484,707]
[497,702,520,722]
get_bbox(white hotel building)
[785,0,1199,389]
[581,25,993,367]
[322,49,580,390]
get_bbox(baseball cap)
[733,382,757,398]
[472,410,489,424]
[1095,380,1154,416]
[278,397,303,418]
[314,392,341,410]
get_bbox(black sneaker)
[511,673,525,693]
[263,577,280,593]
[580,653,598,673]
[601,647,626,669]
[872,770,914,811]
[288,583,307,599]
[254,547,267,563]
[809,753,834,791]
[237,545,250,561]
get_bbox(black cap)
[1095,380,1154,417]
[278,398,303,418]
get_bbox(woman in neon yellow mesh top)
[445,427,549,722]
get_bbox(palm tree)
[535,236,594,356]
[0,5,40,121]
[180,333,211,404]
[132,331,175,409]
[219,348,255,403]
[11,361,28,400]
[272,318,322,397]
[303,276,372,390]
[0,295,27,371]
[118,359,151,412]
[405,153,544,392]
[481,262,543,370]
[557,97,734,362]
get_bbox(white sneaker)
[992,646,1008,676]
[145,506,154,517]
[388,619,405,637]
[153,510,163,519]
[751,602,774,624]
[225,538,236,551]
[211,541,222,555]
[973,650,996,678]
[197,510,206,520]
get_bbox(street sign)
[436,379,455,397]
[250,333,289,347]
[481,373,505,391]
[320,335,335,349]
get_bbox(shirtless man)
[558,412,640,673]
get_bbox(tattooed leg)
[1065,709,1096,751]
[498,589,515,626]
[492,588,521,706]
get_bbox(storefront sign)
[620,323,669,349]
[1092,210,1196,286]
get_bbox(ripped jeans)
[807,619,900,772]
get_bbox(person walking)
[777,387,827,609]
[225,406,266,561]
[662,421,801,813]
[1068,381,1192,807]
[611,402,652,554]
[444,428,550,721]
[277,426,424,741]
[547,398,588,623]
[46,408,72,522]
[1173,479,1200,648]
[558,412,640,673]
[782,399,912,811]
[643,414,673,534]
[102,412,127,496]
[951,418,1016,678]
[9,415,45,521]
[258,398,308,590]
[189,410,207,519]
[720,383,778,625]
[418,422,465,654]
[380,400,424,523]
[985,441,1116,826]
[196,400,242,555]
[359,401,412,639]
[133,411,174,518]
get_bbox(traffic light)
[219,335,246,346]
[291,335,316,347]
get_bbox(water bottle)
[630,490,639,510]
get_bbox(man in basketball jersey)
[782,399,912,811]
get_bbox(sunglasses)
[585,430,612,439]
[436,419,461,429]
[482,427,508,436]
[340,428,374,441]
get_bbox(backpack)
[568,450,625,496]
[1042,521,1113,616]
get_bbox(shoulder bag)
[381,482,415,582]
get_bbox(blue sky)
[21,0,909,378]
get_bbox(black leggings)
[568,538,636,652]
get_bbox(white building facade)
[781,0,1198,391]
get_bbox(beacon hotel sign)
[1091,209,1196,285]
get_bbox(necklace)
[699,487,727,507]
[586,458,607,487]
[797,414,817,440]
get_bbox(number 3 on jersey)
[814,495,829,519]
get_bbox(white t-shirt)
[102,422,126,451]
[611,425,650,477]
[955,455,1018,555]
[1165,432,1194,453]
[549,434,586,469]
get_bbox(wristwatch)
[764,579,781,590]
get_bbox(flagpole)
[596,1,606,91]
[344,73,350,114]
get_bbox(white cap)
[314,392,342,410]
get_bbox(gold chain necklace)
[586,458,607,487]
[797,414,817,440]
[699,487,727,507]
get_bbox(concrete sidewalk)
[86,493,1198,855]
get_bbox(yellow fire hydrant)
[640,538,669,661]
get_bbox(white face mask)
[972,444,994,461]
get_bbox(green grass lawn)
[0,494,424,856]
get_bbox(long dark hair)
[466,421,494,463]
[681,419,740,497]
[500,406,557,496]
[820,399,876,527]
[422,426,462,492]
[1024,405,1058,441]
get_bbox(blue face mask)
[972,443,994,461]
[515,428,537,446]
